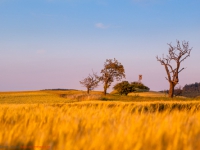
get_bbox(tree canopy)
[113,81,149,95]
[99,58,125,95]
[79,72,99,94]
[113,81,135,95]
[130,82,150,91]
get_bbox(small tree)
[113,81,135,95]
[100,58,125,95]
[156,40,192,98]
[80,72,99,94]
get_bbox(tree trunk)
[103,82,108,95]
[104,87,107,95]
[87,88,90,94]
[169,82,175,98]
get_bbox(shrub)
[113,81,135,95]
[130,82,150,91]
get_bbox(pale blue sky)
[0,0,200,92]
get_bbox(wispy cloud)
[95,23,110,29]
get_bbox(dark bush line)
[42,89,78,91]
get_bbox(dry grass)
[1,91,200,150]
[0,90,104,104]
[128,91,166,97]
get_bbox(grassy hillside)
[1,90,200,150]
[111,90,167,97]
[128,91,166,97]
[0,90,195,104]
[0,90,104,104]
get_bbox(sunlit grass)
[1,102,200,150]
[129,91,166,97]
[1,90,200,150]
[0,90,105,104]
[0,90,197,104]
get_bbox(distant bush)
[113,81,150,95]
[182,82,200,97]
[113,81,135,95]
[134,88,150,92]
[42,89,78,91]
[130,82,150,91]
[160,82,200,98]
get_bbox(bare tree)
[99,58,125,95]
[80,72,99,94]
[156,40,192,98]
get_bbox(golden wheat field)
[1,90,200,150]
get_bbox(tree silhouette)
[100,58,125,95]
[156,40,192,98]
[80,72,99,94]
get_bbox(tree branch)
[156,40,192,98]
[178,68,185,73]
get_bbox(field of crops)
[1,90,200,150]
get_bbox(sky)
[0,0,200,92]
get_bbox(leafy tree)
[130,82,150,91]
[113,81,135,95]
[80,72,99,94]
[156,40,192,98]
[100,58,125,95]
